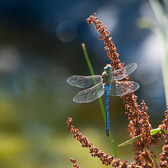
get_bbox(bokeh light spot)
[142,81,163,98]
[141,33,165,63]
[56,19,77,42]
[0,45,20,72]
[135,62,159,85]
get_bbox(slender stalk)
[162,35,168,105]
[82,43,95,78]
[109,131,118,158]
[81,43,118,158]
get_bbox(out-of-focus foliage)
[137,0,168,104]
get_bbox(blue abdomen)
[104,84,110,136]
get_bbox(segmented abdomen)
[104,84,110,136]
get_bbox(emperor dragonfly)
[67,63,139,136]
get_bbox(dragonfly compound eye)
[104,64,113,71]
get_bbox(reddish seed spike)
[70,158,76,163]
[107,50,111,56]
[102,26,107,29]
[96,20,102,24]
[70,13,167,167]
[67,117,141,167]
[105,31,110,36]
[99,36,104,40]
[104,46,109,50]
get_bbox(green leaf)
[151,128,161,135]
[118,135,140,147]
[118,128,161,147]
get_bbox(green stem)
[81,43,118,158]
[82,43,95,77]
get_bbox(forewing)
[73,82,104,103]
[113,63,138,80]
[110,81,139,96]
[67,75,102,88]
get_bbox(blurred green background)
[0,0,166,168]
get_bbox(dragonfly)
[67,63,139,136]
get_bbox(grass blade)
[118,128,161,147]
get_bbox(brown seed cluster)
[124,94,141,137]
[136,101,155,167]
[67,13,168,168]
[127,100,155,168]
[87,13,124,69]
[67,117,140,168]
[125,99,156,167]
[70,158,82,168]
[139,101,152,147]
[159,107,168,168]
[123,94,151,167]
[86,13,167,167]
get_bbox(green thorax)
[102,64,113,85]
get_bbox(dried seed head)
[67,117,141,167]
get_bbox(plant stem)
[81,43,118,158]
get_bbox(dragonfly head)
[104,64,113,71]
[102,64,113,84]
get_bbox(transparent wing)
[112,63,138,80]
[110,81,139,96]
[67,75,102,88]
[73,82,105,103]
